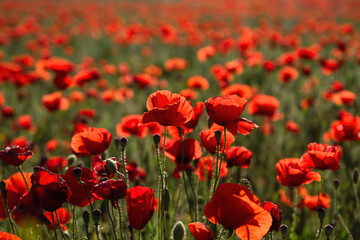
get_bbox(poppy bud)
[120,137,128,150]
[73,167,82,179]
[353,169,359,184]
[172,221,186,240]
[114,137,121,150]
[164,188,170,211]
[333,179,340,190]
[105,159,119,173]
[318,208,326,221]
[83,210,90,225]
[92,209,101,224]
[214,130,222,144]
[280,224,288,239]
[324,224,334,237]
[153,134,161,146]
[67,154,77,166]
[0,181,7,199]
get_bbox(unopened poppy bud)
[0,181,7,199]
[92,209,101,224]
[106,159,118,172]
[120,137,128,150]
[318,207,326,221]
[333,179,340,190]
[280,224,288,239]
[67,154,77,166]
[324,224,333,237]
[164,188,170,211]
[83,210,90,225]
[73,167,82,179]
[153,134,161,146]
[353,169,359,184]
[114,137,121,149]
[214,130,222,144]
[172,221,186,240]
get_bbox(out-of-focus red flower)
[61,167,96,207]
[330,111,360,142]
[10,137,31,148]
[126,162,146,181]
[0,231,22,240]
[74,69,99,87]
[44,207,71,230]
[200,126,235,154]
[141,90,194,126]
[331,90,356,106]
[297,47,318,60]
[42,92,69,112]
[320,58,339,75]
[261,201,282,232]
[205,95,258,136]
[71,127,112,157]
[30,168,71,211]
[2,106,14,118]
[276,158,321,187]
[45,58,73,90]
[44,156,68,173]
[226,146,252,168]
[116,115,147,138]
[196,156,227,181]
[187,75,209,90]
[278,66,299,83]
[46,139,58,152]
[286,121,301,134]
[17,115,33,130]
[188,222,214,240]
[301,193,330,211]
[179,88,198,100]
[164,138,202,178]
[164,58,188,71]
[197,45,216,62]
[247,94,280,118]
[299,142,341,171]
[204,183,272,240]
[225,60,243,75]
[92,179,127,205]
[0,145,32,166]
[221,84,253,99]
[263,61,276,72]
[126,186,158,230]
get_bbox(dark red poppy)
[92,155,120,180]
[188,222,214,240]
[276,158,321,187]
[116,114,147,138]
[44,156,68,173]
[0,231,22,240]
[247,95,280,118]
[226,146,252,168]
[204,183,272,240]
[205,95,257,136]
[71,127,112,157]
[126,162,146,181]
[299,142,341,171]
[92,179,127,205]
[200,126,235,154]
[330,111,360,142]
[141,90,194,126]
[44,207,71,230]
[61,167,96,207]
[30,168,71,211]
[133,74,157,89]
[196,156,228,181]
[164,138,202,178]
[0,145,32,166]
[261,201,282,232]
[2,106,14,118]
[126,186,158,230]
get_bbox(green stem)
[138,229,141,240]
[314,217,323,240]
[2,196,17,235]
[155,135,164,240]
[107,201,118,240]
[117,201,124,240]
[121,146,129,188]
[18,165,30,191]
[55,210,67,239]
[212,142,220,196]
[51,212,58,240]
[95,223,101,240]
[80,181,93,212]
[290,187,299,239]
[336,213,354,240]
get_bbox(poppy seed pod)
[172,221,186,240]
[120,137,128,150]
[153,134,161,146]
[73,167,82,179]
[324,224,334,237]
[83,210,90,225]
[280,224,288,238]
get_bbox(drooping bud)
[92,209,101,224]
[172,221,186,240]
[318,208,326,221]
[153,134,161,147]
[67,154,77,166]
[83,210,90,225]
[333,179,340,190]
[73,167,82,179]
[120,137,128,150]
[106,158,119,173]
[280,224,288,239]
[214,130,222,144]
[324,224,334,238]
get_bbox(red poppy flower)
[126,162,146,181]
[74,69,99,87]
[163,138,202,178]
[133,74,157,89]
[116,115,147,138]
[261,201,283,232]
[92,155,120,180]
[164,58,188,71]
[247,95,280,118]
[278,66,299,83]
[276,158,321,187]
[141,90,194,126]
[226,146,252,168]
[197,45,216,62]
[263,61,276,72]
[204,183,272,240]
[17,115,33,130]
[299,142,341,171]
[330,111,360,142]
[41,92,69,112]
[285,121,301,134]
[0,145,32,166]
[71,127,112,157]
[200,126,235,154]
[221,84,253,99]
[205,95,257,136]
[44,156,68,173]
[126,186,158,230]
[2,106,14,118]
[179,88,198,100]
[44,207,71,230]
[92,179,127,205]
[183,102,205,130]
[331,90,356,106]
[46,139,58,152]
[30,168,71,211]
[188,222,214,240]
[301,193,331,211]
[196,156,228,181]
[61,167,96,207]
[0,231,22,240]
[187,75,209,90]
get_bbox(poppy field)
[1,0,360,239]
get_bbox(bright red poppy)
[261,201,283,232]
[247,94,280,118]
[126,186,158,230]
[71,127,112,157]
[299,142,342,171]
[205,95,258,136]
[204,183,272,240]
[116,114,147,138]
[221,83,253,99]
[183,101,205,130]
[226,146,252,168]
[188,222,214,240]
[200,126,235,154]
[301,193,331,211]
[0,145,32,166]
[0,231,22,240]
[141,90,194,126]
[276,158,321,187]
[330,111,360,142]
[285,121,301,134]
